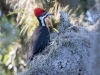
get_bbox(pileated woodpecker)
[28,8,53,61]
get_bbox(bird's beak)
[47,13,53,17]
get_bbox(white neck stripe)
[39,13,48,26]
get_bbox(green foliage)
[0,15,20,75]
[41,0,55,10]
[0,15,19,50]
[79,0,88,13]
[53,28,59,33]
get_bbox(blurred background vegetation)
[0,0,95,75]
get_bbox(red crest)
[34,8,46,17]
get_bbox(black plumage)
[28,25,50,60]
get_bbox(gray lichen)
[18,11,100,75]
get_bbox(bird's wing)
[28,27,50,60]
